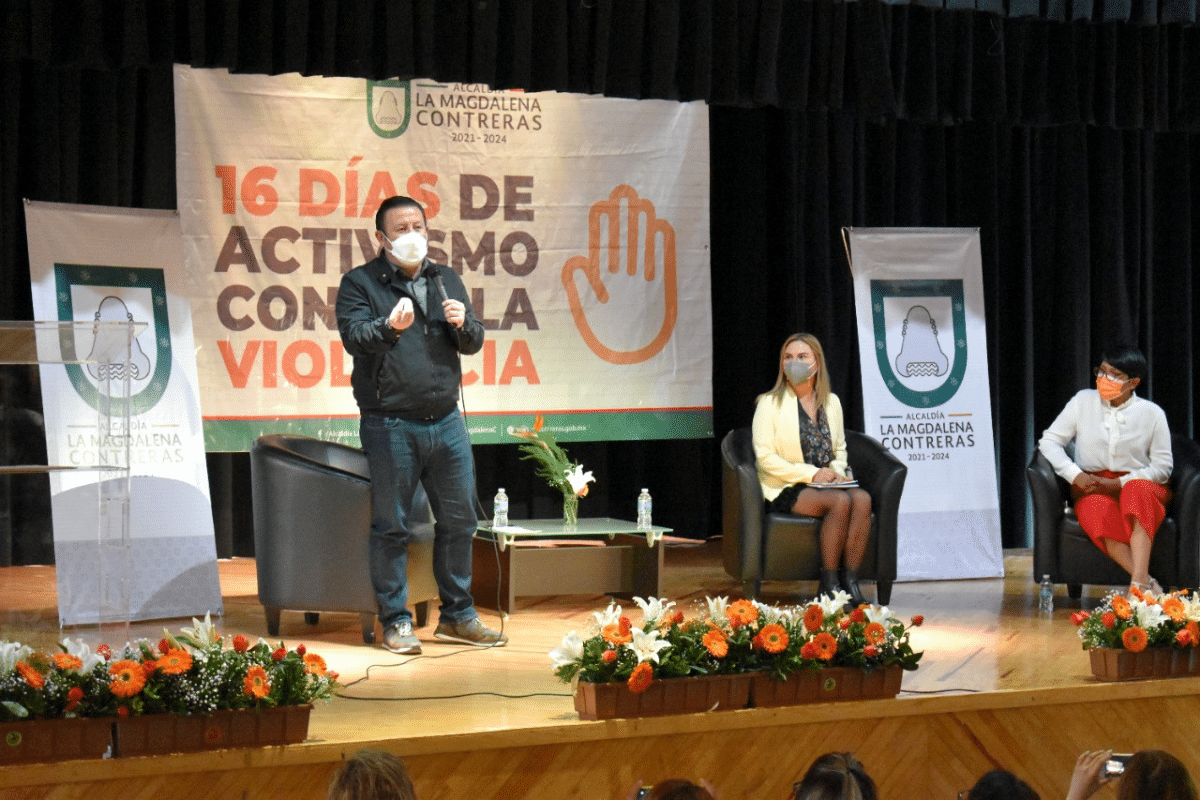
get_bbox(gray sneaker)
[382,620,421,654]
[434,617,507,647]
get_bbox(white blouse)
[1038,389,1172,486]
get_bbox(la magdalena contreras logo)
[870,278,967,408]
[367,81,543,139]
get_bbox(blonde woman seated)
[753,333,872,606]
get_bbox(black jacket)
[335,254,484,419]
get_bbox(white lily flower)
[816,590,852,617]
[1132,598,1169,631]
[548,631,585,668]
[753,601,780,625]
[60,638,105,674]
[592,602,622,629]
[775,607,799,625]
[0,641,32,673]
[1180,593,1200,622]
[629,628,671,663]
[180,611,220,647]
[564,464,595,496]
[864,605,894,625]
[633,596,675,626]
[705,596,730,622]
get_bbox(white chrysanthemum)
[629,628,671,664]
[593,602,622,629]
[705,596,730,622]
[548,631,585,668]
[633,596,676,626]
[60,638,105,674]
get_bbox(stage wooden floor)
[2,539,1200,799]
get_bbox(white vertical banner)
[846,228,1003,580]
[25,201,224,625]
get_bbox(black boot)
[818,568,842,600]
[840,567,868,609]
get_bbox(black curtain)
[2,0,1200,563]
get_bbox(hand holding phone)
[1104,754,1133,778]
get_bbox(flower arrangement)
[512,413,594,525]
[1071,587,1200,652]
[549,592,923,694]
[0,614,338,721]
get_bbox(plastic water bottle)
[637,488,652,530]
[493,488,509,528]
[1038,574,1054,613]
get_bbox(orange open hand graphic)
[562,185,678,364]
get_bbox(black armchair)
[1028,434,1200,598]
[720,427,907,604]
[250,433,439,643]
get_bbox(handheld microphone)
[431,272,449,303]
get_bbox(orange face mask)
[1096,376,1126,402]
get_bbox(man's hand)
[562,185,678,365]
[388,296,414,331]
[442,298,466,329]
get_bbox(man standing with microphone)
[336,195,506,654]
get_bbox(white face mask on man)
[383,230,428,266]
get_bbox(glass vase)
[562,493,579,529]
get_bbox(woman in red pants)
[1039,345,1172,595]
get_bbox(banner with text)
[25,201,224,625]
[174,66,712,450]
[846,228,1003,580]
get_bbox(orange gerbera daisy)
[16,662,44,689]
[1122,626,1148,653]
[244,665,270,698]
[602,617,634,645]
[108,660,147,698]
[52,653,83,672]
[800,641,819,660]
[849,608,866,623]
[1186,621,1200,648]
[627,662,653,694]
[303,653,327,676]
[1111,595,1132,620]
[759,624,789,654]
[803,605,824,632]
[1178,629,1194,647]
[1102,612,1117,629]
[702,628,728,658]
[159,649,193,676]
[141,660,157,678]
[1162,597,1186,623]
[725,600,759,629]
[864,622,887,646]
[811,632,838,661]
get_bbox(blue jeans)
[360,409,478,629]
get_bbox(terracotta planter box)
[113,704,312,757]
[1089,647,1200,681]
[0,717,113,764]
[574,673,753,720]
[751,665,904,707]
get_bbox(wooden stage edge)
[5,678,1200,799]
[3,545,1200,798]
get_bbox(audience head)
[1117,750,1198,800]
[791,752,877,800]
[966,769,1040,800]
[328,749,417,800]
[644,780,715,800]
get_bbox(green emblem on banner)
[870,279,967,408]
[367,80,412,138]
[54,264,172,416]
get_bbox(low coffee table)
[472,517,671,614]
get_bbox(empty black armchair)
[250,433,439,643]
[1028,434,1200,598]
[720,427,906,603]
